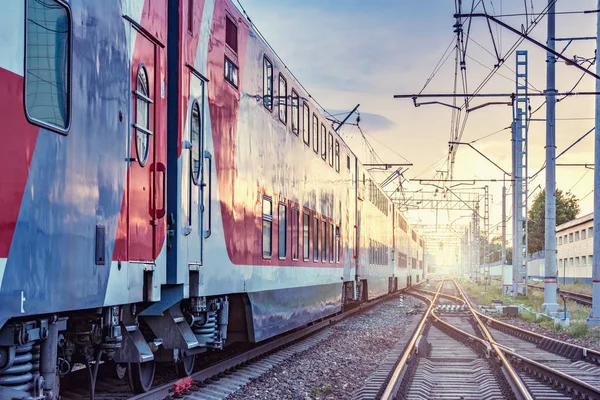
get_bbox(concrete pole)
[589,0,600,326]
[542,0,559,314]
[501,184,507,287]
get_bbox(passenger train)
[0,0,427,398]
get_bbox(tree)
[528,189,580,254]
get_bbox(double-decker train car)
[0,0,426,398]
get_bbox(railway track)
[528,284,592,306]
[367,279,600,399]
[61,285,424,400]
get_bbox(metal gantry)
[512,50,529,296]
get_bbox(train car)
[0,0,428,398]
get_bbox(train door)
[128,31,165,262]
[184,73,208,265]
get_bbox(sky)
[235,0,599,266]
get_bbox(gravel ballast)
[226,295,424,400]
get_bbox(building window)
[263,57,273,110]
[589,227,594,238]
[329,222,334,262]
[303,213,310,260]
[134,65,152,166]
[312,114,319,153]
[25,0,71,133]
[291,207,299,260]
[590,255,594,266]
[558,236,562,245]
[320,124,327,161]
[321,220,327,262]
[262,197,272,258]
[335,225,340,263]
[328,132,334,167]
[190,100,202,185]
[302,103,310,145]
[582,229,587,240]
[335,141,340,172]
[224,57,238,88]
[582,256,587,265]
[278,74,287,124]
[575,231,580,241]
[575,257,580,266]
[225,16,237,53]
[347,155,351,170]
[569,233,573,243]
[569,257,573,266]
[278,203,287,259]
[313,216,319,261]
[558,259,562,268]
[291,90,299,135]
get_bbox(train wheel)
[175,354,195,378]
[127,361,155,393]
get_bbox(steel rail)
[452,279,533,400]
[528,283,592,306]
[379,281,443,400]
[454,279,600,398]
[127,284,424,400]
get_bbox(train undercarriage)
[0,276,413,399]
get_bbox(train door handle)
[156,162,166,219]
[203,150,212,239]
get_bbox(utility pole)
[501,183,507,292]
[542,0,559,314]
[589,0,600,327]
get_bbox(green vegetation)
[460,278,600,340]
[311,384,333,397]
[528,189,580,254]
[559,281,592,296]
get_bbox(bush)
[569,322,589,338]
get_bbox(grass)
[311,384,333,397]
[459,278,600,340]
[558,281,592,296]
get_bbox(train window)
[312,114,319,153]
[278,203,287,259]
[278,74,287,124]
[329,222,334,262]
[303,213,310,260]
[320,124,327,161]
[262,197,273,258]
[291,207,299,261]
[335,226,340,263]
[224,57,238,88]
[321,220,327,262]
[191,100,201,185]
[263,57,273,110]
[335,141,340,171]
[134,65,152,166]
[328,132,334,167]
[313,216,319,262]
[225,16,238,53]
[188,0,194,34]
[25,0,71,134]
[303,103,310,145]
[291,90,299,135]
